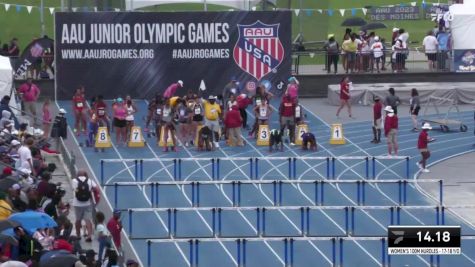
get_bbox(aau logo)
[233,21,284,81]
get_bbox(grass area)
[0,0,449,57]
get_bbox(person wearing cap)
[323,34,339,74]
[336,76,353,118]
[384,106,399,156]
[17,78,41,126]
[51,108,68,150]
[1,166,13,179]
[107,209,122,252]
[163,80,184,99]
[0,96,19,129]
[203,95,222,148]
[371,96,383,144]
[126,259,139,267]
[285,77,299,101]
[417,123,433,173]
[112,98,127,146]
[72,86,88,136]
[370,36,384,73]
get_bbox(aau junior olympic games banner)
[54,11,291,100]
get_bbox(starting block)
[330,123,345,145]
[256,124,270,146]
[295,124,309,146]
[95,127,111,148]
[128,126,145,147]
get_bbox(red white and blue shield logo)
[233,21,285,81]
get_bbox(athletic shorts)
[113,118,126,128]
[205,119,220,132]
[373,118,382,129]
[419,148,429,153]
[426,53,437,61]
[193,115,203,122]
[74,205,92,221]
[387,129,397,144]
[411,106,420,116]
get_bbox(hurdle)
[100,156,411,184]
[145,235,467,267]
[121,205,454,240]
[108,179,443,209]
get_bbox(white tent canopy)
[450,2,475,49]
[126,0,275,11]
[0,56,19,116]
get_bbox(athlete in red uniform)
[72,86,87,135]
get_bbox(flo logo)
[431,11,453,22]
[233,21,284,81]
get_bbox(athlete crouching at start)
[301,132,317,151]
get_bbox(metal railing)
[292,48,452,75]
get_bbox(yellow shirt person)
[203,96,221,121]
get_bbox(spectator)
[16,138,34,175]
[436,30,450,70]
[341,28,352,73]
[422,30,439,71]
[0,96,19,128]
[17,78,40,126]
[42,98,52,138]
[7,184,27,212]
[126,259,139,267]
[385,88,400,115]
[371,97,383,144]
[0,44,9,56]
[0,166,13,179]
[391,28,399,45]
[370,36,384,73]
[341,33,360,73]
[279,94,296,145]
[8,38,19,57]
[163,80,183,99]
[224,105,243,146]
[397,29,409,70]
[410,88,421,132]
[12,226,41,262]
[107,210,122,252]
[323,34,339,74]
[336,76,353,118]
[384,106,399,156]
[95,211,111,263]
[0,191,13,220]
[72,170,98,243]
[392,38,405,73]
[417,123,433,173]
[32,228,54,251]
[50,108,67,151]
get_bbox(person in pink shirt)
[42,98,52,138]
[285,77,299,100]
[113,98,127,145]
[18,78,40,125]
[163,80,183,99]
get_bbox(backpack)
[75,177,91,202]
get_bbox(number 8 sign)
[95,127,112,148]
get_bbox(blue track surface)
[57,99,475,267]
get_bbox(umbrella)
[9,211,57,234]
[360,22,388,31]
[0,176,19,191]
[341,17,367,27]
[0,233,18,246]
[0,220,20,232]
[39,251,78,267]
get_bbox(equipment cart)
[421,96,468,132]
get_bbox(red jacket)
[237,96,252,109]
[107,217,122,248]
[384,115,398,136]
[224,106,242,128]
[418,130,429,149]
